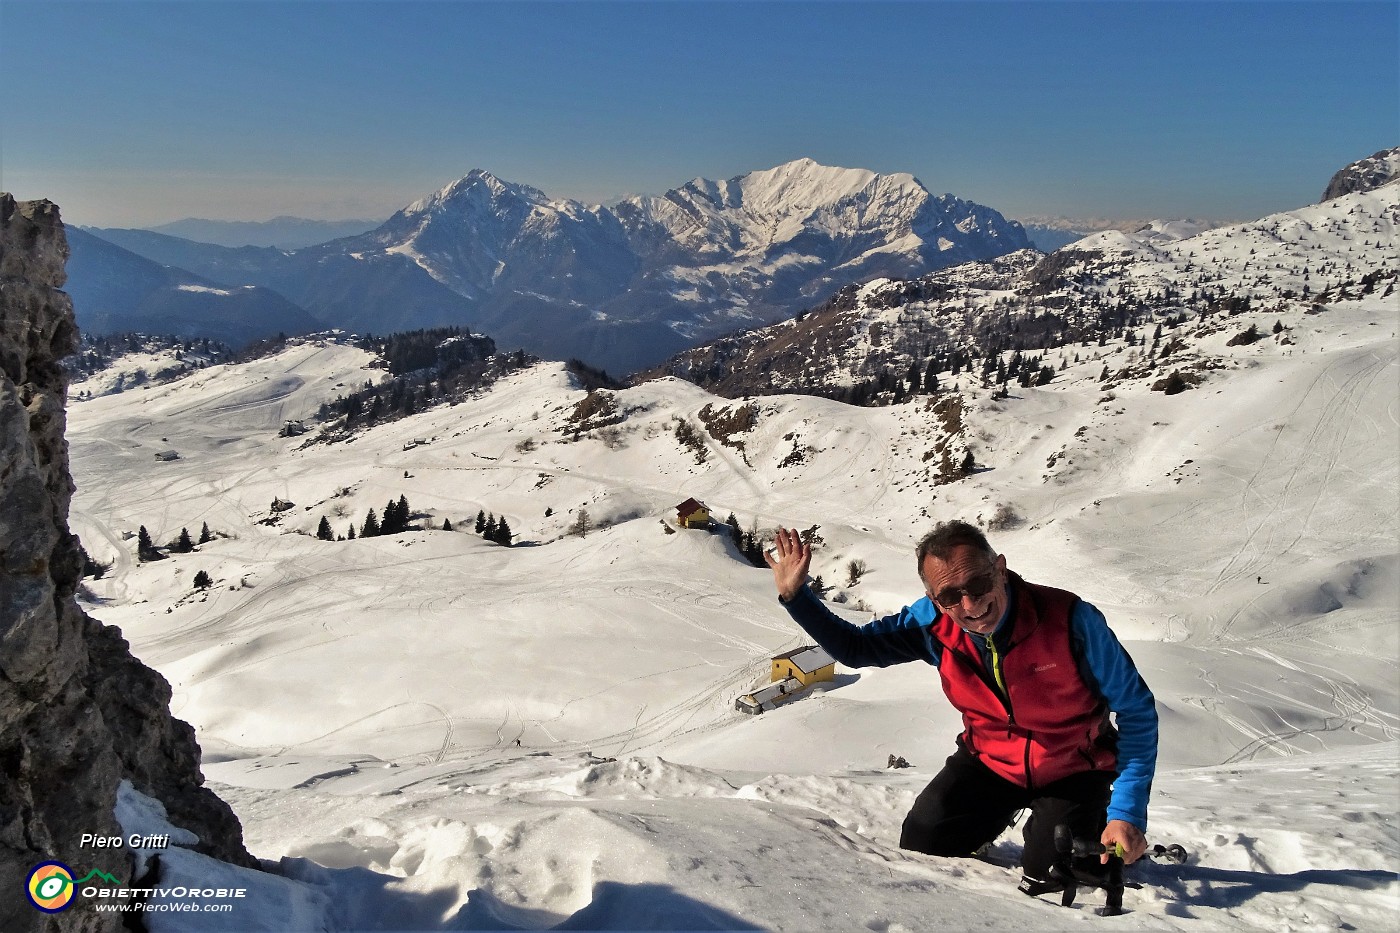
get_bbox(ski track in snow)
[1209,351,1392,624]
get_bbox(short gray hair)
[915,520,996,581]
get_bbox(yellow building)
[736,646,837,715]
[771,645,836,687]
[674,497,711,529]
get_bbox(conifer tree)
[175,527,194,552]
[442,518,453,532]
[475,509,486,534]
[199,522,213,544]
[193,570,212,590]
[137,525,156,561]
[742,522,765,567]
[347,524,356,540]
[397,494,410,531]
[361,508,380,537]
[484,514,497,539]
[494,517,512,546]
[316,516,334,541]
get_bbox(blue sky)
[1,0,1395,227]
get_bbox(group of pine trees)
[319,327,534,434]
[130,523,216,593]
[315,494,418,541]
[310,494,504,542]
[62,333,233,385]
[137,522,213,561]
[473,509,513,546]
[724,513,767,567]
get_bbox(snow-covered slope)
[65,268,1399,929]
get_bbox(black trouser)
[899,747,1113,880]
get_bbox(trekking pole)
[1049,824,1125,917]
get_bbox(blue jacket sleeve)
[779,586,941,668]
[1071,601,1159,831]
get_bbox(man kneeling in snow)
[766,519,1158,893]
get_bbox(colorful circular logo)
[26,861,76,913]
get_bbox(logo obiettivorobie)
[26,862,122,913]
[26,861,76,913]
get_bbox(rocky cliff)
[1321,146,1400,201]
[0,194,254,932]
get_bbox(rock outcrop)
[0,195,254,933]
[1321,146,1400,201]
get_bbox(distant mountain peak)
[406,170,554,215]
[693,159,924,213]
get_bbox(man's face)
[921,545,1008,635]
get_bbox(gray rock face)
[0,194,253,932]
[1321,147,1400,201]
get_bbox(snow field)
[67,285,1398,930]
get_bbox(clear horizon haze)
[1,0,1395,229]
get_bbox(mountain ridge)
[643,178,1398,402]
[72,159,1030,373]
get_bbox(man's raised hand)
[764,527,812,602]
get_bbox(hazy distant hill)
[145,215,383,249]
[65,227,321,346]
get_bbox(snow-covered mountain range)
[647,166,1397,401]
[58,152,1399,932]
[75,159,1030,374]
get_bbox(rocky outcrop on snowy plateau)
[1321,145,1400,201]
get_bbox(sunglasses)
[930,571,997,610]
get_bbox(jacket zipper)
[988,638,1033,790]
[985,638,1015,728]
[946,637,1034,787]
